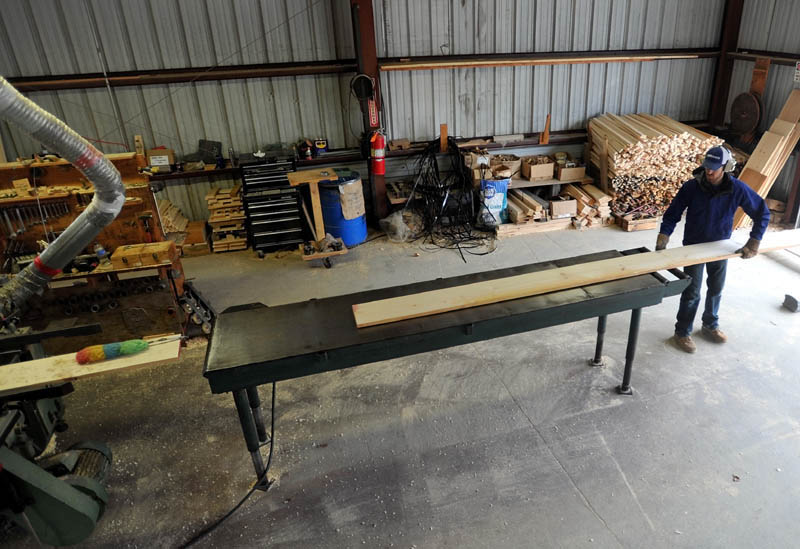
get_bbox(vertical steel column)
[709,0,745,128]
[617,308,642,395]
[351,0,388,220]
[589,315,607,367]
[232,389,266,483]
[246,386,268,442]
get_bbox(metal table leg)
[233,388,269,490]
[246,386,268,442]
[617,308,641,395]
[589,315,607,367]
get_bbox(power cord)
[180,382,276,548]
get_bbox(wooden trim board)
[352,230,800,328]
[0,336,181,398]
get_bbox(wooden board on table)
[352,229,800,328]
[0,336,181,398]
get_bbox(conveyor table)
[204,248,690,487]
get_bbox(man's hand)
[735,237,760,259]
[656,233,669,251]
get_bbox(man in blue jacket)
[656,146,770,353]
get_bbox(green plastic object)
[0,446,106,546]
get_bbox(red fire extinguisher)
[370,131,386,175]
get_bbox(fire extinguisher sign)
[368,99,379,127]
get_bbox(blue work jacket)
[659,169,770,245]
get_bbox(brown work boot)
[674,334,697,353]
[701,326,727,343]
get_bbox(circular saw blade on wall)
[729,92,761,135]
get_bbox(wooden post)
[440,124,448,152]
[134,134,145,157]
[600,137,609,195]
[541,114,551,145]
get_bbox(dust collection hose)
[0,76,126,324]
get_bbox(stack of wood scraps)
[733,89,800,229]
[157,199,188,234]
[498,189,571,238]
[563,184,613,229]
[588,113,723,220]
[206,185,247,253]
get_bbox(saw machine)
[0,324,112,545]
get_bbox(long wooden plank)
[352,230,800,328]
[0,336,181,398]
[747,131,785,175]
[777,88,800,123]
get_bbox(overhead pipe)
[0,76,126,324]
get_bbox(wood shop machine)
[0,78,184,545]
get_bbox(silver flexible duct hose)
[0,76,126,322]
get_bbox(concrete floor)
[4,225,800,548]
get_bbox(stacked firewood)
[588,113,723,217]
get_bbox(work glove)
[656,233,669,251]
[735,237,760,259]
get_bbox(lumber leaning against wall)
[352,230,800,328]
[733,89,800,229]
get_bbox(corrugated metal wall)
[376,0,724,142]
[0,0,361,160]
[725,0,800,202]
[0,0,732,218]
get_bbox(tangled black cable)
[404,138,495,262]
[180,382,276,548]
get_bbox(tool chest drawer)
[241,159,308,252]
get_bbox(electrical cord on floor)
[180,382,276,548]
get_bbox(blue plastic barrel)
[319,172,367,247]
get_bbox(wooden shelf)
[508,176,593,189]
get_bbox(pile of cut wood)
[206,185,247,253]
[588,114,723,218]
[498,188,571,238]
[563,184,614,229]
[157,199,189,234]
[733,89,800,228]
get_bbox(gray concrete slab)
[4,225,800,548]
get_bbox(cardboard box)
[12,178,31,194]
[521,156,555,180]
[555,153,586,181]
[147,148,175,167]
[490,154,521,178]
[550,198,577,219]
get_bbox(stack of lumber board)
[157,199,189,234]
[497,188,571,238]
[206,185,247,253]
[562,184,614,229]
[733,89,800,229]
[506,188,547,223]
[588,113,723,217]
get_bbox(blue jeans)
[675,259,728,337]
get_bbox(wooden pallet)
[212,235,248,252]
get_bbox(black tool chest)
[240,158,307,254]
